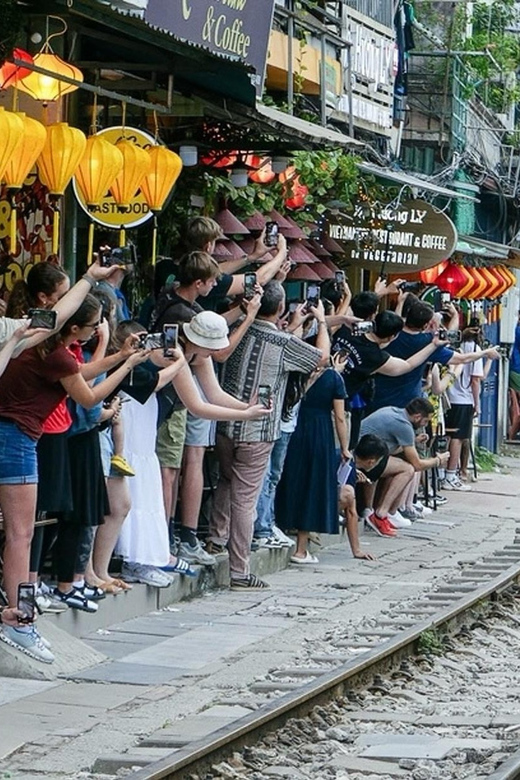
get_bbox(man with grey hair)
[207,281,330,590]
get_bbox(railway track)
[127,530,520,780]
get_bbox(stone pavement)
[0,457,519,778]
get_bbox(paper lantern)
[464,268,488,300]
[0,48,33,90]
[285,176,309,210]
[140,145,183,265]
[140,146,182,212]
[457,267,482,299]
[420,260,448,285]
[37,122,87,195]
[16,51,83,103]
[109,140,151,207]
[0,108,24,182]
[3,113,47,189]
[484,266,507,299]
[435,263,471,297]
[248,156,275,184]
[75,136,124,207]
[200,151,237,168]
[478,266,501,299]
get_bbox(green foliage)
[417,628,444,656]
[474,446,499,473]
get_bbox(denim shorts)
[0,419,38,484]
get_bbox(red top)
[41,343,83,434]
[0,345,80,440]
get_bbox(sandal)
[290,551,319,565]
[161,556,197,577]
[109,578,133,591]
[100,580,123,594]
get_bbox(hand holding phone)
[28,309,57,330]
[162,324,179,357]
[17,583,36,624]
[264,221,279,248]
[305,282,320,310]
[257,384,272,409]
[244,272,257,300]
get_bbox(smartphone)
[441,292,451,305]
[305,282,320,308]
[162,324,178,357]
[257,384,272,408]
[17,582,36,624]
[138,332,163,350]
[352,321,374,336]
[335,270,345,288]
[28,308,57,330]
[398,281,422,293]
[264,221,279,248]
[244,272,257,300]
[288,301,298,314]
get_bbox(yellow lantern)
[16,51,83,104]
[140,146,183,211]
[109,140,151,207]
[3,113,47,252]
[75,136,124,208]
[75,136,124,262]
[141,146,182,265]
[0,107,24,182]
[37,122,87,255]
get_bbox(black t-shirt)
[151,290,202,331]
[198,273,234,312]
[332,326,391,398]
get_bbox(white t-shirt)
[0,317,27,348]
[447,341,484,405]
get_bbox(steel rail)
[130,558,520,780]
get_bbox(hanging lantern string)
[90,91,98,136]
[121,101,127,138]
[153,110,159,143]
[43,15,69,53]
[11,83,17,112]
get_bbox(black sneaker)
[230,574,269,591]
[53,588,98,613]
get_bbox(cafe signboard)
[144,0,276,95]
[328,199,458,272]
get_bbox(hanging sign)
[327,199,458,272]
[72,126,154,229]
[144,0,276,95]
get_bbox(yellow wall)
[266,29,341,96]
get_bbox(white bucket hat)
[183,311,230,350]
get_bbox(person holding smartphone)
[0,293,149,663]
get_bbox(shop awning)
[253,104,365,150]
[358,163,480,202]
[455,236,511,261]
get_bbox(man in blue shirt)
[509,311,520,392]
[370,301,500,412]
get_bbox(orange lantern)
[456,267,481,299]
[248,155,275,184]
[419,260,448,285]
[200,151,238,168]
[141,145,183,265]
[0,108,24,182]
[285,177,309,210]
[0,48,33,89]
[3,113,47,252]
[37,122,87,254]
[477,266,500,299]
[16,50,83,104]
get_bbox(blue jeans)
[254,432,292,538]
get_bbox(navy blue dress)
[275,369,347,534]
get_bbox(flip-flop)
[290,552,319,565]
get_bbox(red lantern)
[419,260,448,285]
[488,266,511,298]
[248,155,275,184]
[284,175,309,210]
[435,263,471,297]
[200,151,238,168]
[0,48,33,89]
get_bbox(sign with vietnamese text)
[144,0,276,95]
[328,200,458,272]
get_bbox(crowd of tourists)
[0,216,502,664]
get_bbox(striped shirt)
[218,320,322,443]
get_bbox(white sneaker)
[0,625,55,664]
[271,525,295,547]
[36,589,68,613]
[121,563,173,588]
[252,536,283,549]
[178,540,216,566]
[443,476,471,492]
[413,501,433,516]
[387,510,412,528]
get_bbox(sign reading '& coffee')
[144,0,276,94]
[328,199,458,272]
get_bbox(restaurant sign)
[144,0,276,95]
[328,200,458,272]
